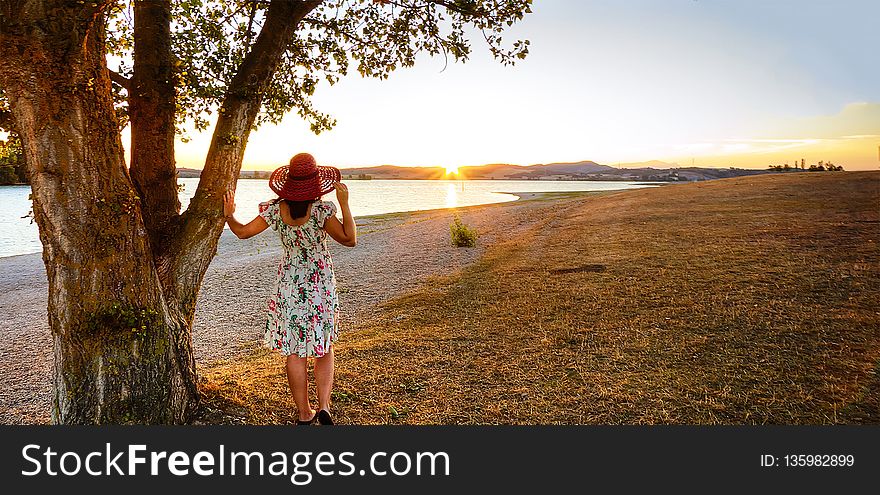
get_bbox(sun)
[445,165,460,176]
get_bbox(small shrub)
[450,216,478,247]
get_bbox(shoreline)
[0,190,609,261]
[0,189,601,424]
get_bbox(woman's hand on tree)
[223,191,236,218]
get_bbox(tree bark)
[129,0,180,260]
[0,1,197,423]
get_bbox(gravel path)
[0,192,580,424]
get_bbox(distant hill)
[457,161,615,179]
[338,160,773,182]
[616,160,680,169]
[177,167,202,178]
[176,161,794,182]
[339,165,447,180]
[177,167,270,179]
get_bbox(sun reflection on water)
[445,182,458,208]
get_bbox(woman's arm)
[323,182,357,247]
[223,191,269,239]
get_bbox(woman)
[223,152,357,425]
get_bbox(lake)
[0,178,659,258]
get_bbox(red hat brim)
[269,165,341,201]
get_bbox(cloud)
[840,134,880,140]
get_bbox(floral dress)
[258,200,339,358]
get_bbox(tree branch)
[191,0,322,206]
[167,0,322,310]
[108,69,131,91]
[129,0,180,267]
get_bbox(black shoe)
[317,409,334,425]
[296,412,317,426]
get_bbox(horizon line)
[175,158,870,172]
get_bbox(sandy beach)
[0,191,589,424]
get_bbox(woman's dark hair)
[275,198,315,219]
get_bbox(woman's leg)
[285,355,315,421]
[313,347,335,412]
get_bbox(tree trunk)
[0,0,320,423]
[0,2,197,423]
[129,0,180,259]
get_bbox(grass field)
[198,171,879,424]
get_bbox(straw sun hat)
[269,153,341,201]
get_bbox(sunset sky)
[166,0,880,171]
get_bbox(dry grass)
[197,171,880,424]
